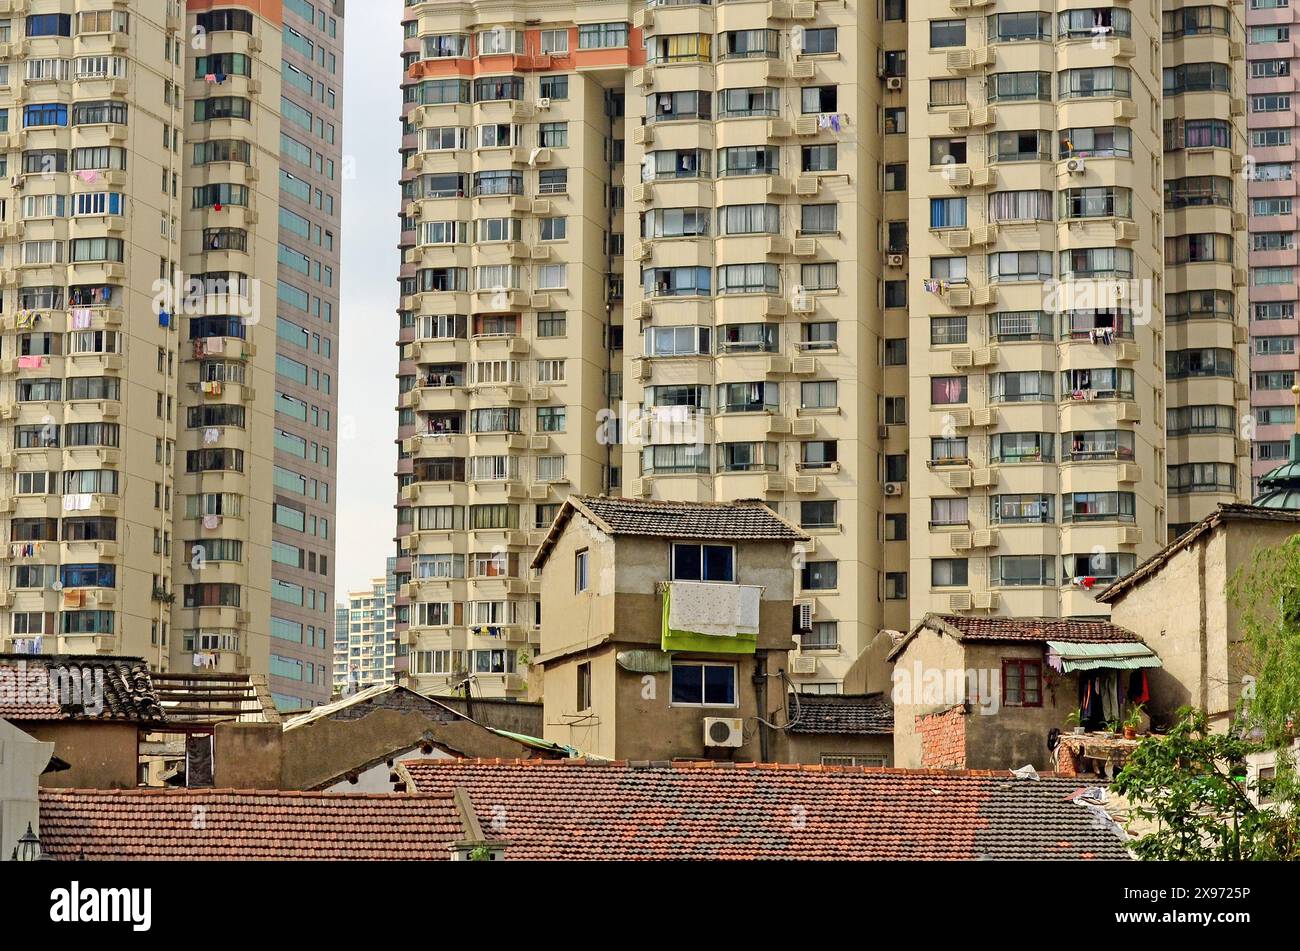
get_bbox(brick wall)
[916,704,967,769]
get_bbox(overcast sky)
[337,0,404,597]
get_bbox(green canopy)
[1045,640,1162,672]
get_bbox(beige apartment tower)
[905,3,1247,626]
[0,2,286,688]
[392,1,1249,698]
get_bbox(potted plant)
[1065,708,1086,735]
[1102,719,1119,739]
[1123,703,1144,740]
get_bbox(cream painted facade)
[0,2,282,686]
[391,0,1251,699]
[905,1,1247,625]
[395,1,630,699]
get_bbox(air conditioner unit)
[883,481,903,496]
[703,717,744,748]
[886,253,904,267]
[791,655,819,674]
[794,601,814,633]
[536,97,551,110]
[885,76,903,91]
[1064,157,1086,175]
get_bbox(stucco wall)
[963,642,1075,772]
[1107,519,1300,729]
[278,707,533,790]
[890,627,966,767]
[28,722,138,790]
[776,732,893,766]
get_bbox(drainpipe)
[753,651,770,762]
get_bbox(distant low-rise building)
[1098,503,1300,730]
[531,496,808,761]
[888,614,1161,771]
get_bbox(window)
[578,22,628,49]
[1002,660,1042,706]
[991,494,1053,524]
[800,500,837,529]
[931,376,968,405]
[931,497,969,528]
[801,204,837,235]
[1059,67,1131,99]
[801,561,838,591]
[672,543,735,582]
[988,72,1051,103]
[930,20,966,47]
[932,559,969,587]
[801,28,837,54]
[930,197,967,229]
[576,662,592,711]
[671,662,737,707]
[991,556,1055,587]
[800,380,837,410]
[801,145,837,172]
[929,78,966,107]
[575,550,589,593]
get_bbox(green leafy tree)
[1231,534,1300,807]
[1112,709,1296,860]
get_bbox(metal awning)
[1045,640,1162,673]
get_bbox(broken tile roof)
[398,759,1131,860]
[533,496,807,568]
[888,614,1144,660]
[38,788,467,860]
[788,692,894,735]
[0,656,164,723]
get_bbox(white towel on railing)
[668,581,761,637]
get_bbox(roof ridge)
[40,786,457,800]
[403,758,1072,779]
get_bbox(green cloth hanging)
[660,584,757,655]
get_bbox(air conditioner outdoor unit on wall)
[884,482,903,496]
[1064,157,1086,175]
[704,717,744,748]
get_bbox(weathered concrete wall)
[214,722,283,788]
[279,707,533,790]
[28,722,138,790]
[1108,519,1300,730]
[963,642,1076,772]
[890,627,966,767]
[775,731,893,766]
[434,696,543,736]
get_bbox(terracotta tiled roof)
[788,692,894,735]
[38,788,467,860]
[928,615,1142,644]
[533,496,807,568]
[399,759,1131,860]
[0,656,164,722]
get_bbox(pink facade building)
[1248,2,1300,493]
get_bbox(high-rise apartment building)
[333,557,397,693]
[395,2,631,700]
[1245,2,1300,491]
[908,4,1247,624]
[268,0,345,709]
[392,1,1248,697]
[0,1,341,712]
